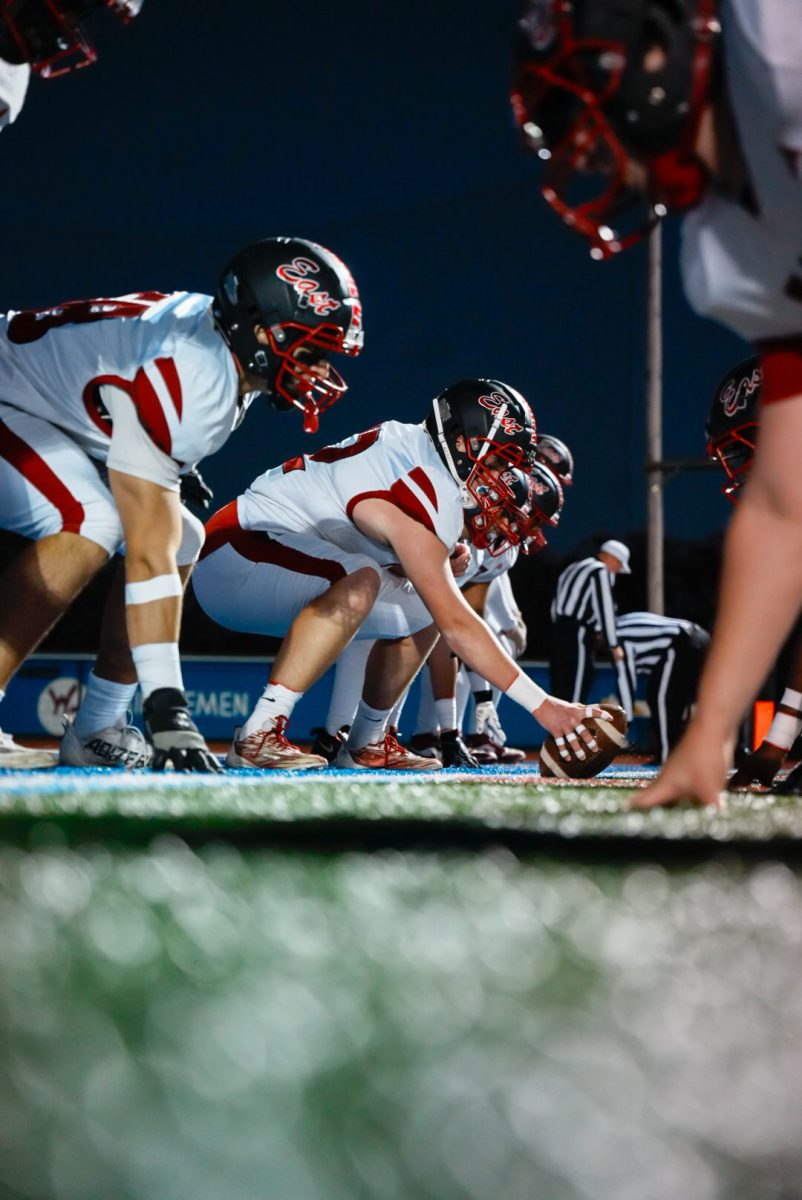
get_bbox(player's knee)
[325,563,381,623]
[177,506,205,568]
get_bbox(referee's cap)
[600,539,631,574]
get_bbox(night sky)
[1,0,749,553]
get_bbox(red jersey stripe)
[408,466,438,510]
[155,357,183,419]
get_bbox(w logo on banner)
[276,257,341,316]
[478,391,524,435]
[37,676,85,736]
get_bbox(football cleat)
[336,730,442,771]
[464,733,499,765]
[59,715,153,769]
[0,730,57,769]
[408,731,443,761]
[310,724,350,764]
[226,716,327,770]
[440,730,479,768]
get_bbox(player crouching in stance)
[192,378,609,770]
[0,236,363,769]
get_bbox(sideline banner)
[6,654,624,746]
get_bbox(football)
[539,703,628,780]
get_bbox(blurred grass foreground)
[0,775,801,1199]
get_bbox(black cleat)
[310,724,350,765]
[771,761,802,795]
[440,730,480,768]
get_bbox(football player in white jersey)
[0,0,143,134]
[0,236,364,769]
[193,379,609,770]
[513,0,802,807]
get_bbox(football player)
[192,379,609,770]
[0,0,143,133]
[513,0,802,807]
[704,357,802,792]
[0,236,363,769]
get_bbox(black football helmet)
[0,0,142,78]
[425,378,537,516]
[213,237,363,433]
[511,0,720,259]
[534,431,573,486]
[705,356,761,504]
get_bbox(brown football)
[539,703,628,780]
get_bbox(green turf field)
[1,771,801,1200]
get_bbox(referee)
[550,540,633,714]
[616,611,710,762]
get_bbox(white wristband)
[505,670,547,713]
[125,574,182,606]
[131,642,183,699]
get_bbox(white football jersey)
[0,58,30,132]
[0,291,242,469]
[237,420,464,566]
[459,543,519,588]
[681,0,802,340]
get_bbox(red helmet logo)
[477,391,525,435]
[275,257,342,316]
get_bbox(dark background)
[0,0,748,652]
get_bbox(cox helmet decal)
[275,257,342,316]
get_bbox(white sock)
[242,681,301,737]
[73,672,138,738]
[349,700,393,749]
[325,639,372,734]
[414,666,437,735]
[434,696,456,734]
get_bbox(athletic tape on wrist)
[505,670,547,713]
[131,642,183,699]
[125,574,182,606]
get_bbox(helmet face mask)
[512,0,720,258]
[1,0,142,77]
[213,237,363,434]
[705,356,761,504]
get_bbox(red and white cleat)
[226,716,327,770]
[336,730,442,771]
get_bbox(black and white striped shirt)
[616,611,693,678]
[551,557,619,648]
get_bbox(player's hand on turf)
[728,741,785,790]
[143,687,222,772]
[535,697,610,762]
[630,721,732,809]
[179,466,214,511]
